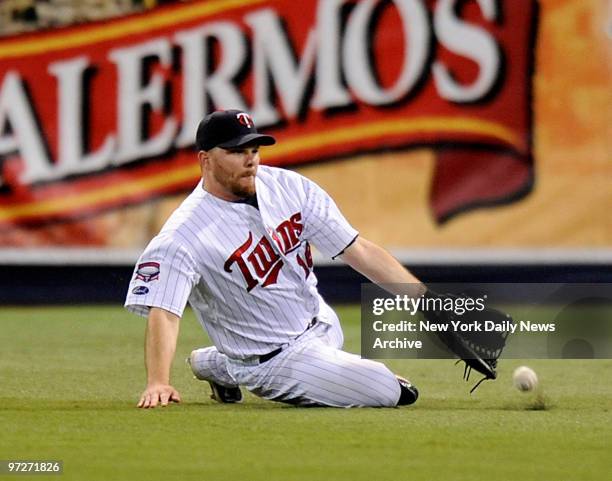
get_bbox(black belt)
[258,317,317,364]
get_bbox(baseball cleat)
[186,352,243,403]
[396,376,419,406]
[208,381,243,404]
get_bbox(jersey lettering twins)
[225,213,313,292]
[125,166,358,360]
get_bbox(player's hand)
[137,383,181,408]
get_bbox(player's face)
[202,146,260,200]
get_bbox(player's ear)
[197,150,209,173]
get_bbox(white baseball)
[513,366,538,392]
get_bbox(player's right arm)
[137,307,182,409]
[125,238,200,408]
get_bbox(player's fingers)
[160,391,170,407]
[149,391,162,408]
[170,390,181,403]
[137,396,145,408]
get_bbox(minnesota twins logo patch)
[135,262,160,282]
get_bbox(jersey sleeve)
[301,177,359,259]
[124,237,200,318]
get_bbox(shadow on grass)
[412,396,555,412]
[0,399,141,412]
[0,398,304,412]
[0,394,555,413]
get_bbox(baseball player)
[125,110,505,408]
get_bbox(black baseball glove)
[420,290,513,392]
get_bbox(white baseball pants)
[189,309,401,408]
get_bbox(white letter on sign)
[49,56,116,176]
[343,0,431,105]
[0,72,52,184]
[312,0,352,110]
[433,0,501,102]
[246,8,318,124]
[110,38,177,164]
[174,22,248,148]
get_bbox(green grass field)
[1,306,610,481]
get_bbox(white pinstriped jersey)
[125,166,358,360]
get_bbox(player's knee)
[366,388,400,407]
[357,363,402,407]
[188,347,218,380]
[375,381,402,407]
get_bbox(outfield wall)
[1,248,611,304]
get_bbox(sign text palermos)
[0,0,538,226]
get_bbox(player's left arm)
[342,236,512,384]
[340,236,426,298]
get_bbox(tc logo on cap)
[236,112,254,128]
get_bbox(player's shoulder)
[144,224,190,254]
[147,184,205,247]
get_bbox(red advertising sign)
[0,0,538,228]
